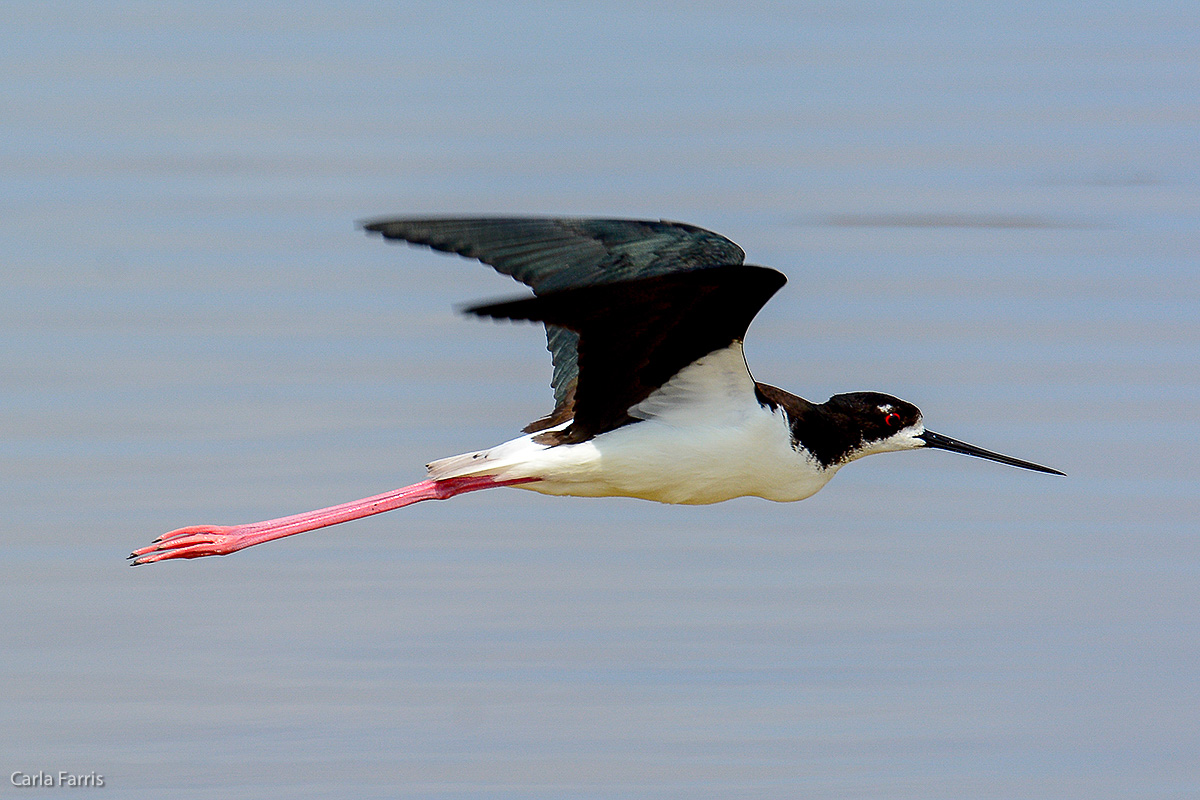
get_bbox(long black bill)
[918,430,1064,475]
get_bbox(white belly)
[429,404,835,505]
[537,411,834,503]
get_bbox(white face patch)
[846,421,927,461]
[882,422,926,453]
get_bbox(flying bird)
[131,217,1062,564]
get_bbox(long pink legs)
[129,475,538,565]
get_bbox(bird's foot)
[128,525,253,565]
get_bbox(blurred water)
[2,2,1197,798]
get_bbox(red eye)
[885,412,902,427]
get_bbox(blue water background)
[2,2,1197,797]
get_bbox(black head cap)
[823,392,923,447]
[790,392,924,468]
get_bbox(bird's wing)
[360,217,746,415]
[467,264,786,444]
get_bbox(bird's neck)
[754,383,863,469]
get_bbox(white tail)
[426,423,566,481]
[426,450,495,480]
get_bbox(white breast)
[532,403,833,504]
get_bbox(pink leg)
[129,475,537,565]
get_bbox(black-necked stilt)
[131,217,1062,564]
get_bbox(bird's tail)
[426,428,560,482]
[425,450,496,481]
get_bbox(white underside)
[426,343,838,505]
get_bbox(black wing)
[360,217,746,414]
[467,264,786,444]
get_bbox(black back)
[467,264,787,444]
[361,217,746,409]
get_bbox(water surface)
[2,2,1197,798]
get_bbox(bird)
[130,216,1063,565]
